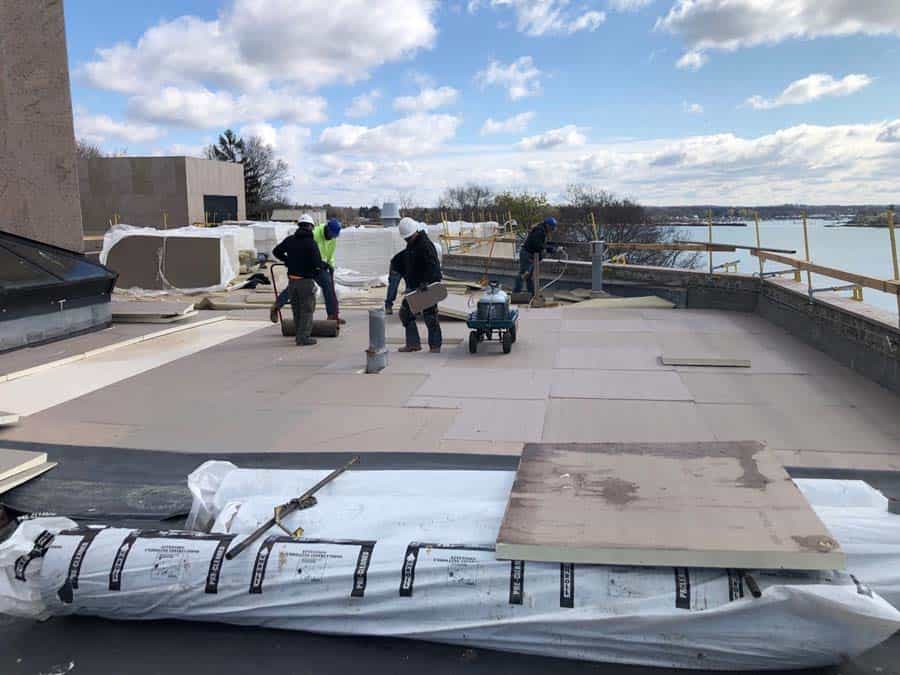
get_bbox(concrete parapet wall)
[759,279,900,394]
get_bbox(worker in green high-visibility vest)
[270,216,343,325]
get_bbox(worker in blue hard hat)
[513,217,559,296]
[270,216,344,325]
[312,218,343,324]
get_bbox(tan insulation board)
[496,441,845,570]
[0,461,56,495]
[0,448,47,482]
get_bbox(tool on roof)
[225,456,360,560]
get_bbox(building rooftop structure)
[1,266,899,673]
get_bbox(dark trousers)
[385,270,403,308]
[288,278,316,344]
[399,300,441,349]
[276,270,338,317]
[513,249,535,295]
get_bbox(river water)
[677,219,899,316]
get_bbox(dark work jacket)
[272,229,323,278]
[389,249,408,279]
[404,232,442,289]
[523,224,556,257]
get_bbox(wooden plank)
[605,242,736,252]
[661,356,751,368]
[0,449,46,482]
[675,240,798,254]
[755,251,900,294]
[496,442,844,570]
[566,296,675,310]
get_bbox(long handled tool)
[225,456,360,560]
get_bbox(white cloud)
[295,118,900,207]
[346,90,381,119]
[609,0,653,11]
[747,73,873,110]
[658,1,900,68]
[475,56,542,100]
[676,50,707,71]
[127,86,326,129]
[82,1,437,94]
[74,107,164,144]
[468,0,605,35]
[682,102,703,114]
[481,111,536,135]
[394,86,460,113]
[517,125,587,150]
[314,114,462,157]
[79,0,436,130]
[877,121,900,143]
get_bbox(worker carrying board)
[513,217,559,297]
[397,218,443,353]
[271,218,322,346]
[271,215,343,325]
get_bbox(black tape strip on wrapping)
[559,563,575,608]
[509,560,525,605]
[14,530,55,582]
[674,568,691,609]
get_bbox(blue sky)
[65,1,900,206]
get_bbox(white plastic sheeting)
[0,470,897,672]
[100,224,240,293]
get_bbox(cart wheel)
[469,331,479,354]
[509,324,517,343]
[502,331,513,354]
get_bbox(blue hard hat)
[544,217,558,229]
[326,218,342,238]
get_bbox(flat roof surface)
[2,302,900,673]
[6,303,898,465]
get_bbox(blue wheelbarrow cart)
[466,282,519,354]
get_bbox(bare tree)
[439,183,494,212]
[395,190,418,213]
[560,184,699,268]
[75,139,104,161]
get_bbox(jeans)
[399,300,441,349]
[315,268,339,318]
[385,270,403,308]
[288,278,316,344]
[513,249,535,295]
[276,269,338,317]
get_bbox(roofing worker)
[397,217,442,353]
[313,218,344,324]
[513,217,558,296]
[271,217,322,346]
[270,216,342,324]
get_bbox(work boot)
[429,346,441,354]
[297,337,317,346]
[384,304,393,315]
[398,345,421,353]
[269,304,279,324]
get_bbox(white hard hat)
[297,213,315,226]
[398,217,418,239]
